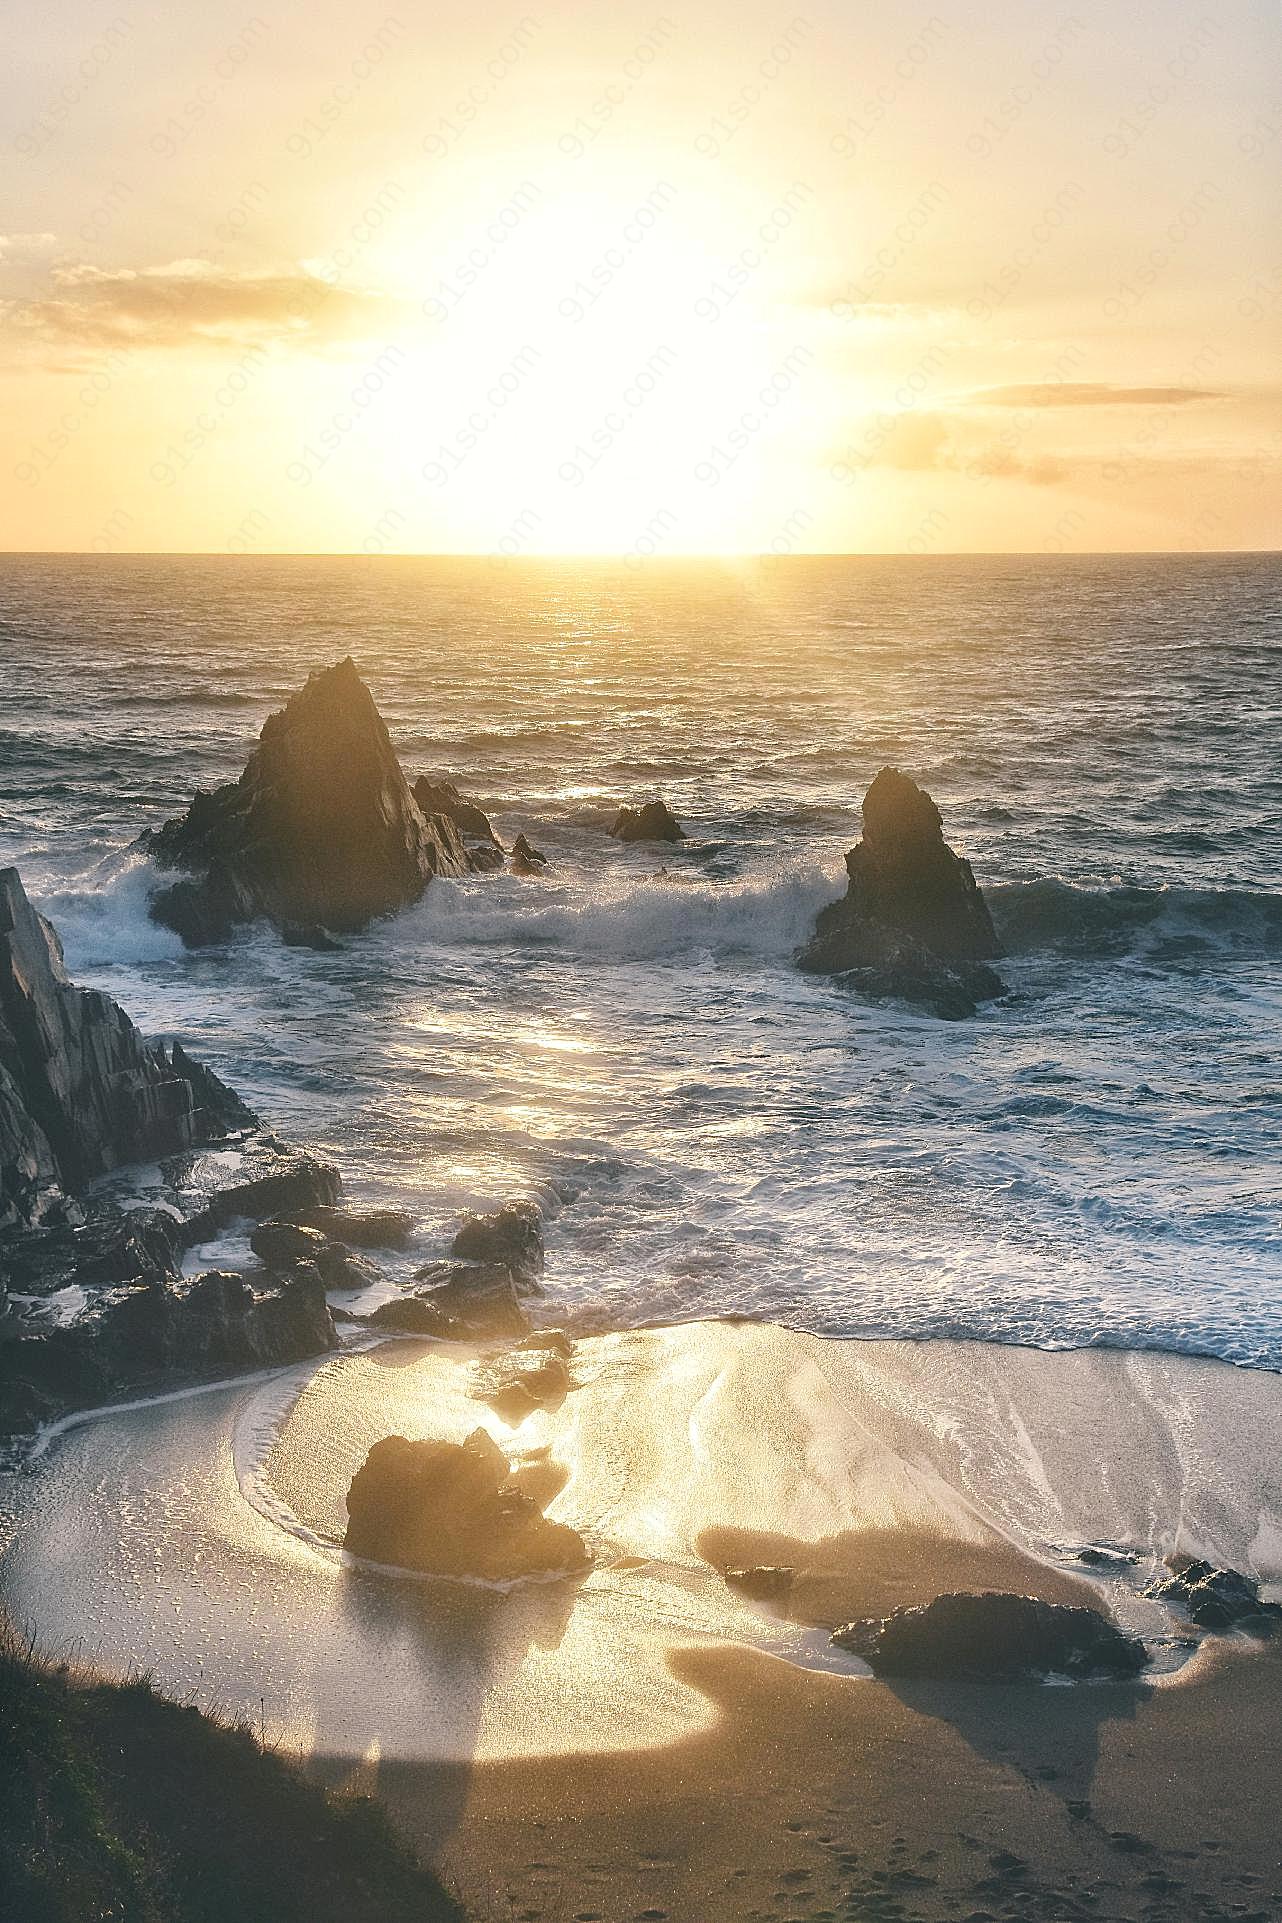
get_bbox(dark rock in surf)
[410,1260,531,1338]
[799,768,1005,1018]
[412,777,505,871]
[249,1217,382,1292]
[1143,1559,1282,1634]
[0,1265,336,1437]
[363,1294,454,1336]
[144,658,470,947]
[344,1428,590,1580]
[831,1591,1148,1682]
[0,866,253,1235]
[610,799,686,844]
[173,1143,340,1249]
[510,834,548,876]
[450,1202,544,1289]
[282,1203,414,1249]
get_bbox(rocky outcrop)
[0,867,252,1233]
[344,1428,590,1581]
[249,1218,383,1292]
[143,658,471,947]
[282,1204,414,1248]
[610,800,686,844]
[510,834,548,876]
[832,1592,1148,1682]
[450,1202,544,1290]
[799,769,1005,1018]
[412,778,505,871]
[1,1266,336,1437]
[1143,1559,1282,1634]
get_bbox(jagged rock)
[282,1204,413,1248]
[832,1592,1149,1682]
[799,769,1006,1018]
[0,867,253,1235]
[412,777,505,871]
[344,1428,590,1581]
[249,1217,382,1291]
[450,1202,544,1289]
[1,1207,179,1299]
[471,1347,571,1424]
[724,1565,794,1602]
[144,658,470,947]
[510,834,548,876]
[411,1261,531,1338]
[1143,1559,1282,1633]
[610,799,686,843]
[0,1265,336,1437]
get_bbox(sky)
[2,0,1279,555]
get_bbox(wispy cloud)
[862,410,1068,484]
[0,257,400,361]
[970,381,1226,408]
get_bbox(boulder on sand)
[832,1591,1149,1682]
[143,658,471,946]
[344,1428,590,1580]
[799,768,1005,1018]
[610,799,685,843]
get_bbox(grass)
[0,1619,464,1923]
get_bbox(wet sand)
[4,1323,1282,1920]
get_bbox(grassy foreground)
[0,1622,463,1923]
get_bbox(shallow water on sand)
[1,551,1280,1362]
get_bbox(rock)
[249,1217,382,1291]
[0,1265,336,1437]
[1,1207,180,1299]
[450,1202,544,1289]
[510,834,548,876]
[344,1428,590,1581]
[799,769,1006,1017]
[411,1261,531,1338]
[363,1296,454,1336]
[279,922,342,952]
[282,1204,414,1248]
[1143,1559,1282,1633]
[144,658,470,947]
[472,1349,572,1423]
[512,1328,574,1359]
[172,1142,340,1248]
[724,1565,794,1602]
[0,866,254,1235]
[1077,1544,1140,1568]
[609,800,686,843]
[831,1592,1149,1682]
[411,777,504,871]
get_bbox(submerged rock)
[1143,1559,1282,1633]
[450,1202,544,1290]
[0,866,252,1234]
[411,777,505,871]
[144,658,470,946]
[610,799,686,843]
[831,1592,1149,1682]
[799,768,1005,1018]
[510,834,548,876]
[471,1345,572,1423]
[344,1428,590,1581]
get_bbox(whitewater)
[1,550,1279,1364]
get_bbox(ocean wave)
[991,877,1282,959]
[27,854,186,970]
[410,862,843,963]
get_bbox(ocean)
[2,550,1279,1367]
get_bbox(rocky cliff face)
[0,868,252,1233]
[799,769,1005,1018]
[144,658,471,946]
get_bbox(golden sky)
[4,0,1280,555]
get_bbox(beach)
[5,1322,1281,1918]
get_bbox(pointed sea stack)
[0,866,252,1232]
[799,768,1005,1018]
[144,658,471,946]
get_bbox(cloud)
[970,382,1225,408]
[0,258,400,359]
[0,232,57,259]
[860,410,1068,485]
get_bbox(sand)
[4,1322,1282,1920]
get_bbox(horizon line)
[1,547,1279,562]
